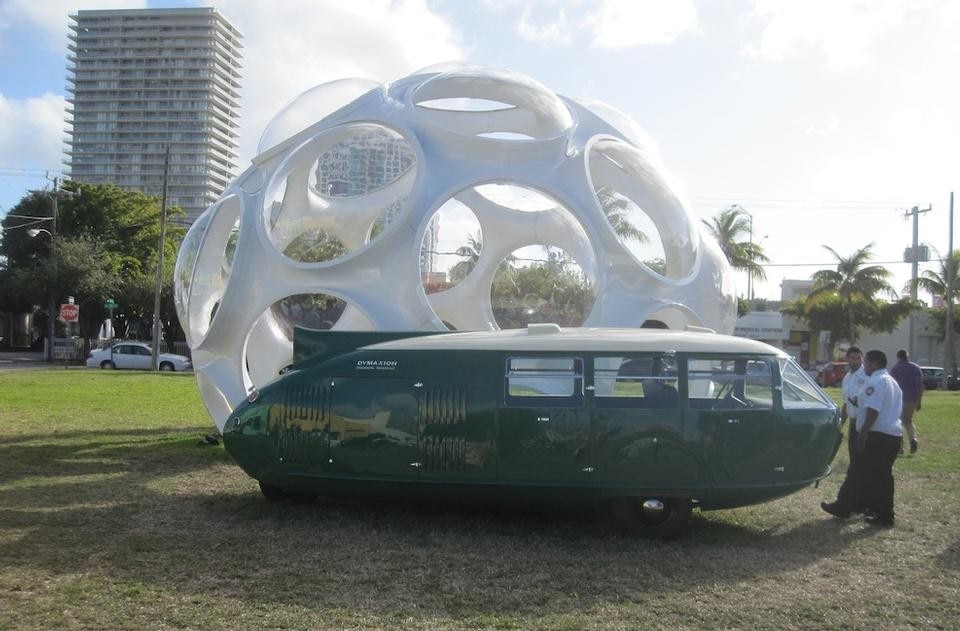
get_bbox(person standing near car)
[855,350,904,526]
[822,349,903,526]
[889,349,922,453]
[823,346,867,517]
[840,346,867,447]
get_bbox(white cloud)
[516,8,572,45]
[742,0,912,70]
[211,0,464,164]
[0,92,65,169]
[803,116,840,137]
[585,0,698,49]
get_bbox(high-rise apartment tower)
[66,8,242,222]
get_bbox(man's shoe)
[864,514,894,527]
[910,438,918,454]
[821,501,850,519]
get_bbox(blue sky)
[0,0,957,301]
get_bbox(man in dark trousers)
[822,350,903,526]
[834,346,867,513]
[889,349,922,453]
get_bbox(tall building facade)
[66,8,242,222]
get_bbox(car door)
[589,354,700,490]
[684,356,780,487]
[111,344,134,369]
[130,345,152,370]
[496,356,591,483]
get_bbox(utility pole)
[904,205,932,301]
[150,146,171,371]
[945,192,955,389]
[42,177,81,361]
[45,177,59,363]
[904,204,932,360]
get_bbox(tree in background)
[491,246,594,328]
[913,249,960,340]
[597,187,648,245]
[702,205,769,289]
[782,242,913,355]
[0,182,186,343]
[448,232,483,284]
[808,242,905,344]
[913,249,960,305]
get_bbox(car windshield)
[780,357,834,408]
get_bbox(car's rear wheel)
[99,360,115,369]
[611,497,692,539]
[159,361,175,371]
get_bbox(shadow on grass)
[938,538,960,571]
[0,427,882,620]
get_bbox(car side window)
[687,357,774,410]
[593,355,678,409]
[504,357,583,407]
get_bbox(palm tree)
[701,206,769,284]
[597,187,647,244]
[810,242,897,343]
[447,232,482,283]
[913,249,960,304]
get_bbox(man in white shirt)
[822,349,903,526]
[854,349,903,526]
[835,347,867,513]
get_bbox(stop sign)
[59,303,79,322]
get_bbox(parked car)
[86,341,192,372]
[816,361,848,387]
[921,366,944,390]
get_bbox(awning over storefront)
[734,311,788,341]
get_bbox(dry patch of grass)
[1,371,958,629]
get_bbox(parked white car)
[86,342,192,372]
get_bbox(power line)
[0,167,58,177]
[689,196,917,206]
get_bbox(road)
[0,351,71,371]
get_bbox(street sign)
[59,303,79,322]
[104,298,118,310]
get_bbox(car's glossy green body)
[223,326,841,530]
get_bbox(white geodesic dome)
[174,63,737,432]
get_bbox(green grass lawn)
[1,371,958,629]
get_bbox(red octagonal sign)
[59,303,79,322]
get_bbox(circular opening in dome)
[243,293,369,391]
[588,139,697,280]
[411,66,572,140]
[264,124,416,264]
[491,245,596,329]
[416,97,515,112]
[174,194,241,347]
[419,200,482,294]
[595,186,667,276]
[174,209,212,347]
[270,293,349,340]
[309,125,415,198]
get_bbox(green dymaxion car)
[223,324,841,537]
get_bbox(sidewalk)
[0,350,68,371]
